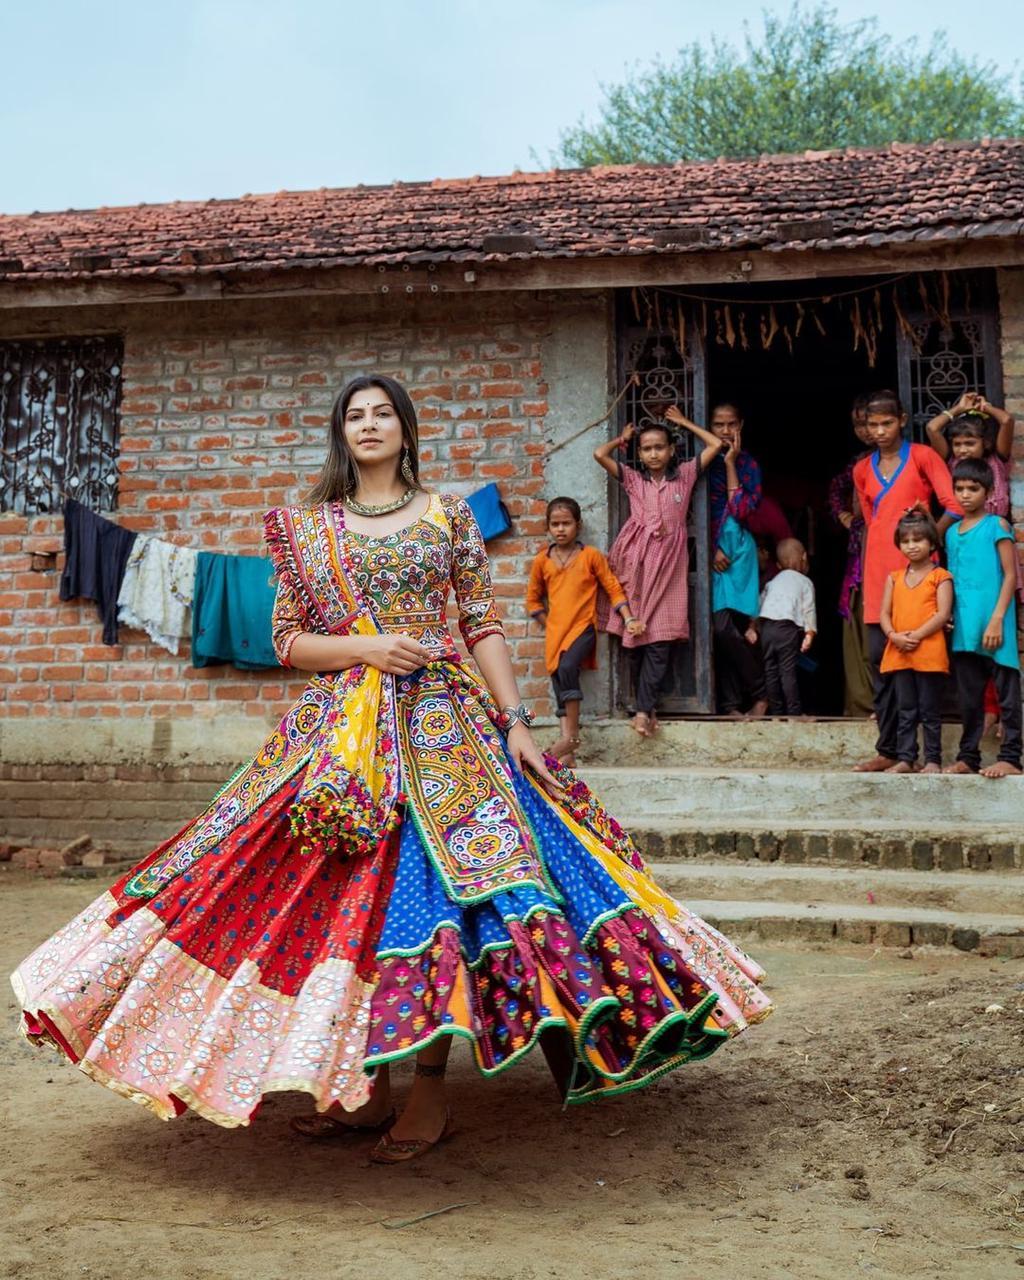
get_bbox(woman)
[707,403,768,718]
[12,374,772,1163]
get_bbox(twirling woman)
[12,374,772,1163]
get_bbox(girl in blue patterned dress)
[12,374,772,1164]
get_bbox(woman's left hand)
[506,722,563,797]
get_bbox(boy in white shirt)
[745,539,817,716]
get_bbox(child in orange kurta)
[527,497,644,764]
[879,508,953,773]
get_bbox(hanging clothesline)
[648,272,914,308]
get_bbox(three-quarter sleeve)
[444,494,505,649]
[263,506,309,668]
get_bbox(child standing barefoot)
[944,459,1023,779]
[594,409,723,737]
[526,497,644,765]
[878,509,953,774]
[746,538,817,717]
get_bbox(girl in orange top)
[879,508,954,773]
[527,497,644,764]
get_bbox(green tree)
[553,4,1024,166]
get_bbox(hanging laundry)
[117,535,198,655]
[59,498,138,646]
[191,552,280,670]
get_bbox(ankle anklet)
[414,1062,447,1078]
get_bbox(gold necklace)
[345,487,417,517]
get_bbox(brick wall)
[0,293,608,761]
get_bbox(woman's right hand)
[359,633,432,674]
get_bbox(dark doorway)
[706,313,898,715]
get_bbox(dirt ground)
[3,873,1024,1280]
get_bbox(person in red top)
[527,497,644,765]
[852,390,961,772]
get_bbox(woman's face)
[866,410,905,451]
[711,405,742,447]
[342,385,405,470]
[950,432,985,461]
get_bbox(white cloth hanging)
[117,535,197,654]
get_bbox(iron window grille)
[0,336,123,515]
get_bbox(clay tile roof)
[1,138,1022,283]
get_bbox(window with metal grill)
[0,336,123,514]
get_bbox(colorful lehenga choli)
[12,494,772,1127]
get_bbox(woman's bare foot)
[980,760,1023,779]
[885,761,916,773]
[745,699,769,720]
[919,762,941,774]
[548,736,573,761]
[852,755,897,772]
[943,761,975,774]
[631,712,652,737]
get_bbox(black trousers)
[628,641,673,715]
[550,626,596,717]
[760,618,803,715]
[866,623,899,758]
[891,669,946,764]
[953,653,1024,770]
[713,608,766,714]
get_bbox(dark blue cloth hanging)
[59,498,138,646]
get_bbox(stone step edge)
[632,829,1021,872]
[687,899,1024,956]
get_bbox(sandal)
[290,1108,396,1141]
[369,1111,454,1165]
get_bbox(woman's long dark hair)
[306,373,423,504]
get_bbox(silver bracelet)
[497,703,534,735]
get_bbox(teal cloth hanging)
[191,552,280,670]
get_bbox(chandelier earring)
[401,447,416,487]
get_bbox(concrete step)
[578,765,1024,827]
[546,717,1004,770]
[648,861,1024,916]
[684,897,1024,956]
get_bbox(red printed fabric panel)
[109,775,397,995]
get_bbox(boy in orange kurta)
[527,497,644,764]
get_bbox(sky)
[2,0,1021,213]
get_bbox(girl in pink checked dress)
[594,406,723,736]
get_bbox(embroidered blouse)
[269,493,504,667]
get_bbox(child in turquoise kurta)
[944,458,1022,778]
